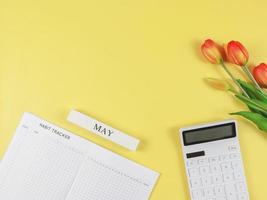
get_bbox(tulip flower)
[253,63,267,88]
[226,40,264,93]
[204,78,236,93]
[201,39,224,64]
[200,39,267,135]
[201,39,249,97]
[226,41,249,66]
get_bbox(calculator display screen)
[182,122,236,146]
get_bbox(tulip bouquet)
[201,39,267,133]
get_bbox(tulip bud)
[204,78,235,92]
[253,63,267,88]
[201,39,224,64]
[226,41,249,66]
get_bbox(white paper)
[0,112,159,200]
[67,110,140,150]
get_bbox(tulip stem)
[220,60,250,98]
[243,65,265,93]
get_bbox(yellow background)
[0,0,267,199]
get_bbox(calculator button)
[213,174,223,184]
[216,198,227,200]
[192,189,202,199]
[188,168,199,177]
[198,158,208,165]
[237,193,248,200]
[228,145,238,152]
[234,171,243,180]
[220,154,229,162]
[214,185,225,196]
[223,173,234,182]
[230,153,240,160]
[209,156,219,163]
[190,178,201,188]
[200,166,210,175]
[210,164,221,174]
[236,182,246,192]
[221,162,232,172]
[203,187,214,197]
[202,176,212,186]
[232,161,242,170]
[225,184,237,199]
[187,160,197,167]
[227,195,237,200]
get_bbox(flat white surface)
[179,120,250,200]
[67,110,140,151]
[0,112,159,200]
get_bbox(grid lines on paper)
[66,157,151,200]
[17,134,84,200]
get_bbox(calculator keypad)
[187,153,248,200]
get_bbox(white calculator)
[179,120,249,200]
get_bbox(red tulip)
[253,63,267,88]
[226,41,249,66]
[201,39,224,64]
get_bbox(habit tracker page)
[0,113,159,200]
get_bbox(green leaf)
[230,111,267,132]
[254,89,267,103]
[237,79,257,99]
[247,104,267,118]
[235,94,267,112]
[234,93,267,117]
[237,79,267,103]
[252,98,267,108]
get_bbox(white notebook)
[0,113,159,200]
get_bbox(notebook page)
[0,116,85,200]
[0,113,159,200]
[66,138,158,200]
